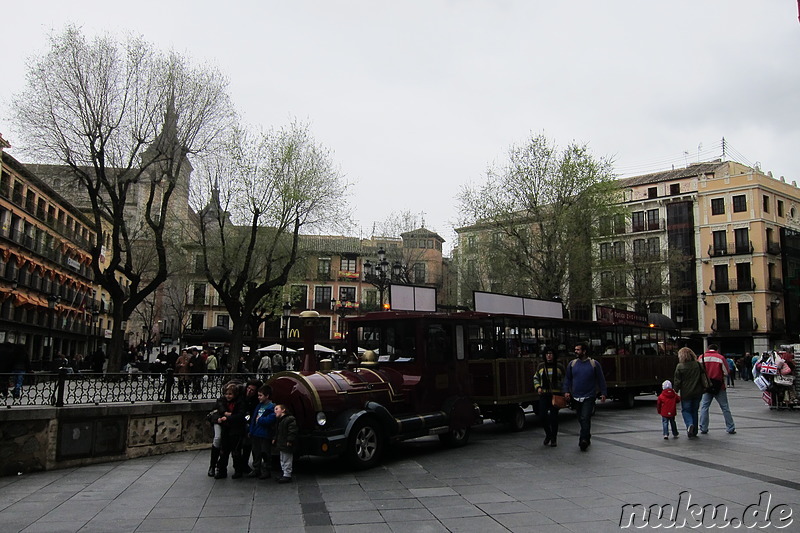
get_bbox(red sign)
[595,305,648,326]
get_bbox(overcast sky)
[1,1,798,252]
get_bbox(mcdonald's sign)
[288,328,301,338]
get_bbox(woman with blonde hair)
[673,347,706,438]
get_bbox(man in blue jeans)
[564,342,607,451]
[698,344,736,434]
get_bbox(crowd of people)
[206,378,297,483]
[532,342,750,451]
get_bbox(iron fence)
[0,370,256,407]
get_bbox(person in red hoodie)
[698,344,736,434]
[657,380,681,439]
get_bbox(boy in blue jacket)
[248,385,276,479]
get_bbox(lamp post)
[47,294,60,363]
[674,310,684,348]
[281,302,291,369]
[364,247,402,311]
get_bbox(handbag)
[551,394,568,409]
[779,364,793,376]
[698,362,712,391]
[774,374,794,386]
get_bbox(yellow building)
[603,160,799,354]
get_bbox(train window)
[467,324,491,359]
[455,325,465,360]
[384,321,416,362]
[427,323,453,363]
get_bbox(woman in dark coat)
[673,347,705,438]
[212,383,248,479]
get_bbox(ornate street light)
[364,247,401,311]
[47,294,61,361]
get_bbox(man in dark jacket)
[563,342,607,451]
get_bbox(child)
[272,403,298,483]
[657,380,680,439]
[214,383,248,479]
[248,385,276,479]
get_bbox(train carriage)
[267,300,677,469]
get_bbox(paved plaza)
[1,383,798,532]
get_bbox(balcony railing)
[709,278,755,292]
[711,318,758,332]
[708,241,753,257]
[769,279,784,292]
[631,218,665,233]
[632,250,662,262]
[766,242,781,255]
[338,270,360,281]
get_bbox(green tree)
[12,26,234,370]
[192,121,349,369]
[458,133,622,317]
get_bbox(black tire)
[346,418,384,469]
[510,405,526,432]
[439,426,471,447]
[622,391,636,409]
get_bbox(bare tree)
[191,121,349,369]
[12,26,234,370]
[458,133,622,317]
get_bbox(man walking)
[563,342,607,451]
[698,344,736,435]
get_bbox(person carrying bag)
[533,348,565,447]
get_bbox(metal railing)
[0,370,246,407]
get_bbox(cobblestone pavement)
[1,382,798,532]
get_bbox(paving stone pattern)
[1,384,798,532]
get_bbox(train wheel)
[346,418,383,469]
[439,426,471,447]
[622,391,636,409]
[510,406,526,432]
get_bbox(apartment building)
[456,160,800,356]
[184,229,447,348]
[595,160,800,354]
[0,137,110,368]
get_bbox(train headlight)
[316,412,327,426]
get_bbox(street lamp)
[47,294,60,363]
[364,247,401,311]
[281,302,291,368]
[674,310,684,348]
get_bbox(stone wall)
[0,401,214,476]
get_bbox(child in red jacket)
[657,380,681,439]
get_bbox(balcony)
[338,270,360,281]
[769,279,784,292]
[711,318,758,332]
[631,218,665,233]
[708,241,753,257]
[631,250,662,262]
[709,278,755,293]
